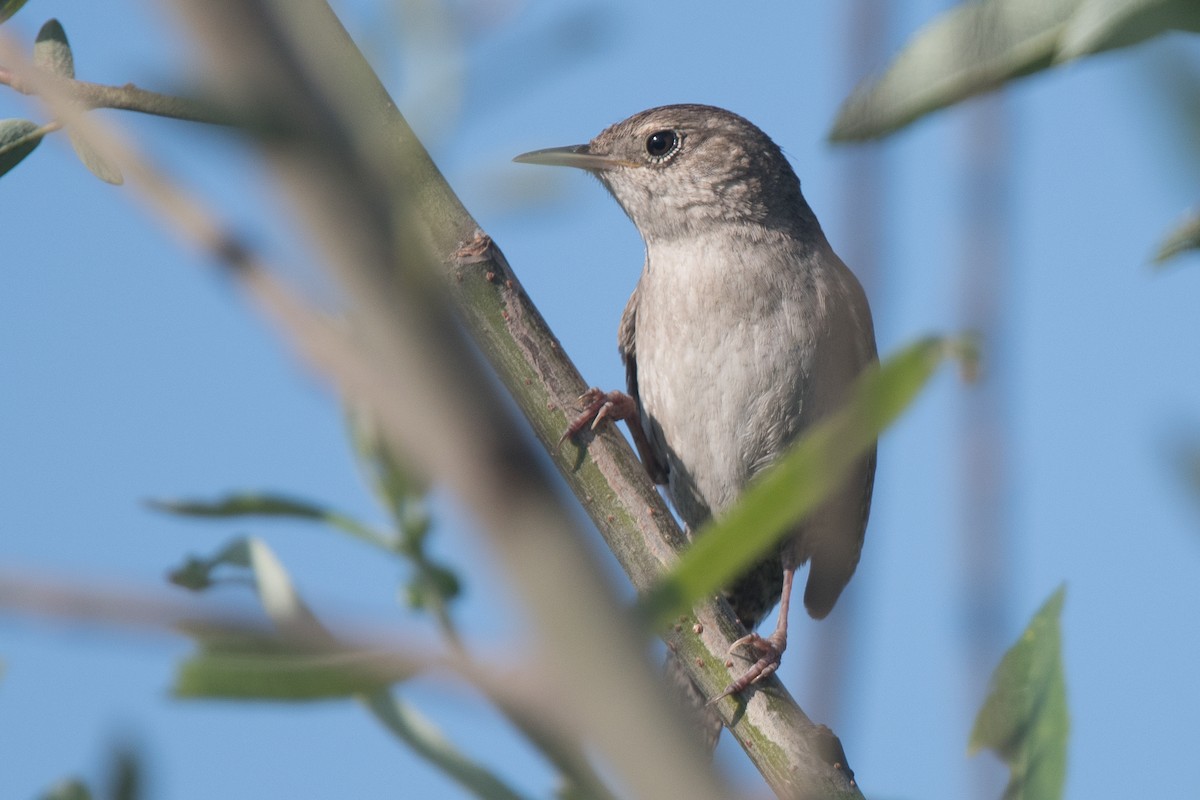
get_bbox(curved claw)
[559,388,637,445]
[707,631,787,705]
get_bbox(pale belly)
[633,247,820,528]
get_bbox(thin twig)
[0,66,227,123]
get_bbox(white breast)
[633,228,872,529]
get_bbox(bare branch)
[0,66,224,123]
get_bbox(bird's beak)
[513,144,634,171]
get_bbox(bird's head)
[515,104,812,243]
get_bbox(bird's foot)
[709,631,787,704]
[559,388,636,444]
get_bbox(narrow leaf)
[348,409,430,534]
[1153,210,1200,265]
[970,585,1070,800]
[830,0,1079,141]
[176,535,327,637]
[347,412,459,609]
[1058,0,1200,61]
[0,118,44,177]
[641,336,973,625]
[33,19,75,78]
[0,0,30,24]
[149,492,393,551]
[152,493,331,519]
[240,536,325,635]
[363,691,531,800]
[175,630,415,700]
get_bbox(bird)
[514,104,877,745]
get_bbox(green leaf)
[170,537,416,699]
[640,336,974,625]
[105,744,142,800]
[34,19,74,78]
[348,410,430,535]
[829,0,1199,141]
[0,118,44,177]
[0,0,30,24]
[363,691,531,800]
[149,492,394,551]
[831,0,1079,141]
[167,536,325,635]
[1153,210,1200,265]
[175,630,414,700]
[348,412,460,610]
[970,585,1070,800]
[1058,0,1200,61]
[39,780,92,800]
[403,562,462,610]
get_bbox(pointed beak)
[513,144,635,171]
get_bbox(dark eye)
[645,130,679,159]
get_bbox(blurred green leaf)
[0,0,30,24]
[34,19,74,77]
[970,585,1070,800]
[37,744,142,800]
[641,336,974,625]
[237,535,324,634]
[0,118,44,176]
[348,412,459,611]
[152,492,331,519]
[168,536,324,636]
[830,0,1200,141]
[150,492,394,551]
[348,410,430,534]
[175,630,414,700]
[403,562,461,610]
[1059,0,1200,61]
[171,537,416,699]
[363,691,530,800]
[167,554,218,591]
[831,0,1077,141]
[105,744,142,800]
[40,780,91,800]
[1153,210,1200,265]
[155,482,458,611]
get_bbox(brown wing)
[802,445,876,618]
[619,284,669,484]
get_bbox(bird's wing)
[800,255,879,618]
[619,283,669,484]
[802,445,875,619]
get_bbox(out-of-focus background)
[3,1,1199,798]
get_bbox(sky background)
[3,1,1200,798]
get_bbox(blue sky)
[3,2,1200,798]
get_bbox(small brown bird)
[516,104,876,743]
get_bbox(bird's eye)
[645,130,679,160]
